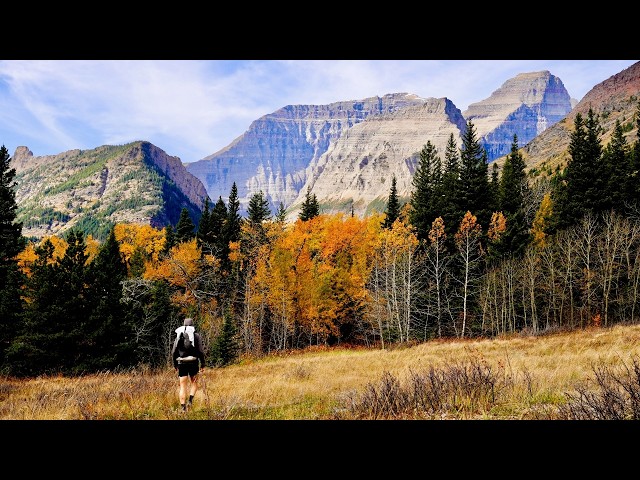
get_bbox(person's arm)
[171,336,179,368]
[196,333,206,368]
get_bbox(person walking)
[171,317,206,412]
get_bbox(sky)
[0,60,637,165]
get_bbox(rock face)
[185,93,426,213]
[14,141,208,240]
[287,97,467,219]
[504,61,640,174]
[464,71,573,161]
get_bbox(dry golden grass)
[2,323,640,420]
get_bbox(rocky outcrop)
[185,93,427,213]
[287,97,467,219]
[500,61,640,174]
[464,71,573,161]
[13,141,209,240]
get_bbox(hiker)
[171,317,206,412]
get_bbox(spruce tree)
[275,202,287,223]
[175,207,196,244]
[211,196,228,258]
[0,145,25,365]
[409,141,439,241]
[439,133,463,242]
[84,226,129,371]
[298,186,320,221]
[632,101,640,206]
[382,175,401,229]
[247,190,271,224]
[210,307,239,367]
[554,108,605,229]
[225,182,242,243]
[602,119,631,213]
[162,224,175,255]
[196,197,214,251]
[497,134,531,256]
[459,120,491,229]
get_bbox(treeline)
[1,104,639,378]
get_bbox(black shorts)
[177,362,200,378]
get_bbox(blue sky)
[0,60,637,164]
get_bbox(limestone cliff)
[464,71,573,162]
[287,97,467,219]
[185,93,426,213]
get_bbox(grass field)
[3,323,640,420]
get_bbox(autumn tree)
[454,211,484,338]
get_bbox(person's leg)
[189,371,199,404]
[179,374,189,410]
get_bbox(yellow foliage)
[114,223,166,265]
[532,193,553,248]
[455,211,482,246]
[488,211,507,242]
[428,217,446,245]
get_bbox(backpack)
[180,328,193,350]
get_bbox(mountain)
[185,93,426,213]
[188,71,575,218]
[463,71,573,161]
[494,61,640,176]
[286,97,466,219]
[13,141,209,241]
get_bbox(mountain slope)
[13,141,209,241]
[463,71,573,162]
[287,97,466,219]
[185,93,426,213]
[495,61,640,176]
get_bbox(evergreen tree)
[409,141,439,241]
[175,207,196,244]
[196,197,214,252]
[162,224,175,255]
[298,186,320,221]
[459,120,491,229]
[554,108,605,229]
[247,190,271,224]
[497,134,531,256]
[84,226,129,371]
[382,175,401,229]
[210,307,239,367]
[275,202,287,223]
[439,133,463,242]
[211,196,228,258]
[225,182,242,243]
[632,101,640,206]
[602,119,631,213]
[0,145,25,365]
[490,162,500,213]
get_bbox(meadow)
[3,323,640,420]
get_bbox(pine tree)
[459,120,491,229]
[247,190,271,224]
[162,224,176,255]
[225,182,242,243]
[196,197,214,252]
[554,108,605,229]
[275,202,287,223]
[298,186,320,221]
[0,145,25,364]
[439,133,463,243]
[632,101,640,206]
[409,141,439,240]
[84,226,129,371]
[210,307,239,367]
[175,207,196,243]
[602,119,631,213]
[382,175,401,229]
[497,134,531,256]
[211,196,228,258]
